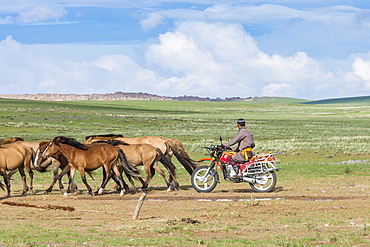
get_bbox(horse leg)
[112,163,141,193]
[67,168,78,193]
[166,154,176,184]
[139,163,156,191]
[96,167,107,195]
[46,164,70,194]
[123,169,145,193]
[8,169,18,177]
[18,166,29,196]
[158,151,179,190]
[78,168,93,196]
[49,159,65,193]
[65,167,77,196]
[111,164,130,196]
[24,164,34,195]
[1,173,11,197]
[153,162,178,191]
[97,165,117,195]
[56,164,64,192]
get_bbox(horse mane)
[53,136,88,150]
[85,134,124,140]
[0,137,24,145]
[93,140,129,146]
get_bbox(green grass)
[1,97,368,157]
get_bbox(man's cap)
[237,118,245,125]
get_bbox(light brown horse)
[0,141,34,197]
[42,136,141,196]
[96,140,179,191]
[0,138,80,194]
[84,134,199,184]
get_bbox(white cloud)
[352,57,370,90]
[262,83,296,97]
[145,21,370,98]
[140,13,164,30]
[352,57,370,81]
[0,36,161,94]
[0,4,67,24]
[18,5,67,24]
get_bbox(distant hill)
[1,92,368,104]
[304,95,370,104]
[0,91,251,102]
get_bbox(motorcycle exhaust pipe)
[243,177,257,183]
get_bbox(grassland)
[0,97,369,158]
[0,97,369,246]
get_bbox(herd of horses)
[0,134,199,197]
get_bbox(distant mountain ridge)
[0,92,369,103]
[0,91,251,102]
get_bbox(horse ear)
[53,136,62,144]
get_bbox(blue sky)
[1,0,370,100]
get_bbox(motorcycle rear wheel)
[249,171,277,192]
[191,166,218,193]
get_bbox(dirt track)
[0,175,369,246]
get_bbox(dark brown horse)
[0,141,34,197]
[42,136,141,196]
[84,134,199,187]
[96,140,178,191]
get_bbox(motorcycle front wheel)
[249,171,277,192]
[191,166,218,193]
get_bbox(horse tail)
[117,149,141,178]
[30,147,36,170]
[156,148,176,177]
[165,139,198,175]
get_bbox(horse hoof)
[120,190,126,196]
[97,188,104,195]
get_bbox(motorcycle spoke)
[191,166,218,193]
[249,171,277,192]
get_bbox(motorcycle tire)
[191,166,218,193]
[249,171,277,193]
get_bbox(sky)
[1,1,370,100]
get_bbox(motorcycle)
[191,138,282,193]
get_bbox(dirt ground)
[0,173,369,246]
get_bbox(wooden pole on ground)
[132,192,146,220]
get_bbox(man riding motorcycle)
[222,118,255,177]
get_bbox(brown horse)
[0,141,34,197]
[84,134,199,184]
[42,136,141,196]
[35,141,84,194]
[96,140,179,191]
